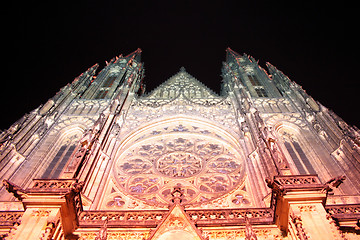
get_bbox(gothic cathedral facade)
[0,48,359,239]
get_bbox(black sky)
[2,1,359,129]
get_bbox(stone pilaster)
[267,175,347,239]
[10,207,60,240]
[3,179,83,239]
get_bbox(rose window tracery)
[114,132,245,206]
[157,152,202,178]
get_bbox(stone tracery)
[156,152,202,178]
[114,130,245,206]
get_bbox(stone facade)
[0,48,359,239]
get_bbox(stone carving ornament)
[113,134,245,206]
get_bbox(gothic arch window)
[95,74,118,99]
[248,74,261,86]
[95,90,108,99]
[102,75,117,88]
[41,143,76,179]
[169,89,175,98]
[162,90,168,98]
[279,130,316,175]
[247,74,268,98]
[255,88,268,97]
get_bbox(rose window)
[156,152,202,178]
[114,135,244,206]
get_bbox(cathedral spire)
[179,66,186,72]
[226,47,239,55]
[124,48,142,62]
[225,47,240,62]
[80,49,144,100]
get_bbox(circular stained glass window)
[114,134,244,206]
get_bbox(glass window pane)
[42,145,67,178]
[284,141,306,174]
[52,145,76,178]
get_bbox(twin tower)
[0,48,359,239]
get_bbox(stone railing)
[326,204,360,220]
[31,179,77,190]
[0,211,23,226]
[79,210,167,228]
[266,175,325,195]
[79,207,274,228]
[266,175,326,210]
[186,208,274,226]
[30,179,84,216]
[274,175,321,186]
[326,204,360,229]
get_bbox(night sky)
[2,1,359,129]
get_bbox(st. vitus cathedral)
[0,48,359,239]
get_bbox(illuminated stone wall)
[0,49,359,239]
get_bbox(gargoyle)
[323,175,346,193]
[2,179,27,201]
[70,181,85,194]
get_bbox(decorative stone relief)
[102,179,165,210]
[143,70,220,102]
[49,116,95,134]
[263,113,308,130]
[243,65,255,74]
[202,228,282,240]
[78,231,150,240]
[122,98,238,139]
[290,214,309,240]
[298,205,316,212]
[253,98,295,113]
[64,99,110,116]
[113,135,245,207]
[125,122,232,145]
[109,65,122,74]
[119,70,240,139]
[31,210,50,217]
[184,182,252,209]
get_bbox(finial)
[180,66,186,72]
[95,218,108,240]
[245,216,258,240]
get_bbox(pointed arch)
[273,122,316,175]
[39,123,88,179]
[101,116,248,208]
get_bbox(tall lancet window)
[280,130,316,175]
[95,75,117,99]
[42,141,77,179]
[247,74,268,97]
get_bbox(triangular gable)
[144,67,220,100]
[147,203,205,240]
